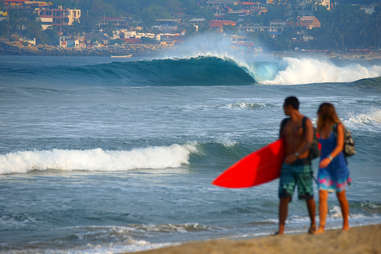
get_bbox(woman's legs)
[315,190,328,234]
[337,190,350,231]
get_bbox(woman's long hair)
[317,103,341,132]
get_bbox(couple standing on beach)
[278,96,351,235]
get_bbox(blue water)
[0,53,381,254]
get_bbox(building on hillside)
[155,18,182,23]
[152,24,178,33]
[297,16,320,29]
[207,0,235,17]
[20,37,36,46]
[159,32,182,47]
[189,18,206,32]
[320,0,332,10]
[269,20,287,33]
[236,2,268,16]
[209,19,236,32]
[5,0,52,8]
[36,6,81,30]
[112,29,162,42]
[227,7,251,16]
[240,1,265,10]
[239,23,267,33]
[231,34,255,47]
[266,0,289,5]
[302,34,314,42]
[189,18,206,23]
[239,20,286,35]
[206,0,236,7]
[102,17,129,28]
[152,19,181,33]
[0,10,8,21]
[59,35,86,49]
[123,38,141,44]
[360,5,375,15]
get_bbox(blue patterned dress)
[318,130,351,192]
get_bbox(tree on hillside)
[7,8,41,39]
[312,4,380,49]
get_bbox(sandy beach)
[134,224,381,254]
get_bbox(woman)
[315,102,351,234]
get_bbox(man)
[277,96,316,235]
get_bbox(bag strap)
[302,116,307,134]
[302,116,312,139]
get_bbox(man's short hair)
[284,96,299,110]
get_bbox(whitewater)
[0,35,381,253]
[0,144,198,174]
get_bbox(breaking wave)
[0,56,255,86]
[259,57,381,85]
[0,141,259,175]
[0,144,198,174]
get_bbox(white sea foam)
[215,137,238,147]
[0,215,36,228]
[226,102,267,110]
[11,241,176,254]
[329,205,343,218]
[71,241,176,254]
[0,144,198,175]
[261,57,381,85]
[346,110,381,125]
[343,109,381,133]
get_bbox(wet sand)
[134,224,381,254]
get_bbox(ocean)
[1,39,381,253]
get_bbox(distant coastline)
[0,40,141,57]
[2,43,381,61]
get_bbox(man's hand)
[285,154,297,164]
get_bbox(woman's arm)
[319,123,344,168]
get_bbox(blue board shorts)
[278,160,314,201]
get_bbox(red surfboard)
[212,139,285,188]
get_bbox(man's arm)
[279,118,288,139]
[296,117,313,156]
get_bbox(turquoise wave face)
[1,55,380,86]
[355,76,381,90]
[0,56,256,86]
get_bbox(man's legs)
[278,196,291,234]
[296,167,316,234]
[306,197,316,234]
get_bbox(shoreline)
[132,224,381,254]
[1,45,381,61]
